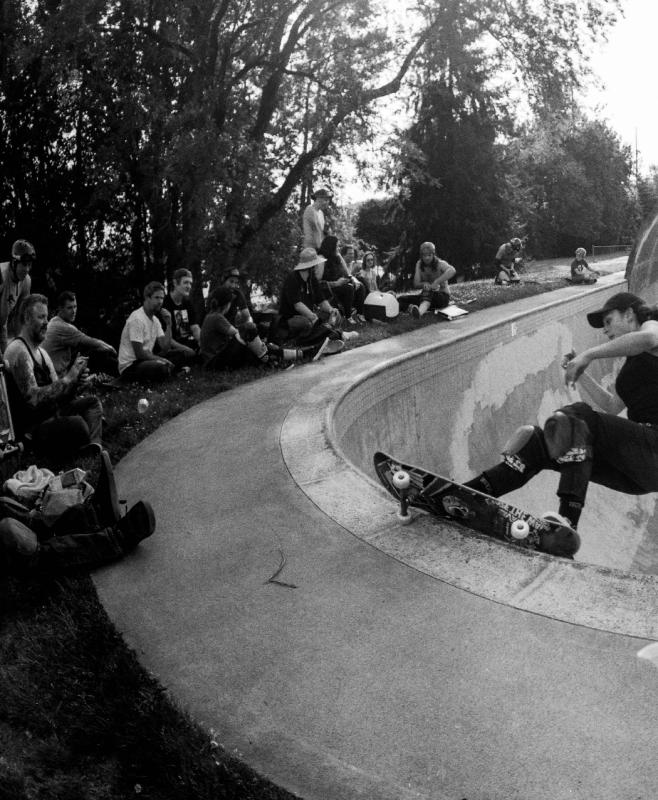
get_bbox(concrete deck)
[94,267,658,800]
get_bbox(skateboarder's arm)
[572,371,625,415]
[565,322,658,386]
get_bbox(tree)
[510,116,635,256]
[379,0,623,270]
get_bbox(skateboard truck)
[392,470,414,524]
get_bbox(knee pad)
[543,409,593,463]
[502,425,546,473]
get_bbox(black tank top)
[615,352,658,423]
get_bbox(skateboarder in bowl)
[463,292,658,532]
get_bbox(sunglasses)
[14,256,35,265]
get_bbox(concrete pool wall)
[332,284,658,575]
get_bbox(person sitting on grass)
[43,290,118,378]
[353,251,380,294]
[4,294,103,465]
[219,267,254,327]
[277,248,345,346]
[162,268,201,355]
[318,235,366,324]
[200,287,276,370]
[0,449,156,577]
[494,237,523,284]
[570,248,599,284]
[118,282,178,383]
[405,242,456,318]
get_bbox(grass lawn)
[0,256,624,800]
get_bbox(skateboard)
[374,451,580,558]
[0,364,21,460]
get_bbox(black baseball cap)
[586,292,643,328]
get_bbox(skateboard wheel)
[510,519,530,540]
[396,510,413,525]
[392,470,410,491]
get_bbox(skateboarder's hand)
[560,349,576,370]
[564,353,589,387]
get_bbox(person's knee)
[502,425,547,472]
[240,321,259,342]
[543,405,594,462]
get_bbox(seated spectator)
[219,267,253,326]
[570,248,599,284]
[318,236,366,323]
[118,282,176,383]
[43,291,118,378]
[278,248,345,343]
[0,239,35,352]
[494,237,523,284]
[200,287,275,370]
[0,451,156,577]
[162,268,201,354]
[354,251,380,294]
[403,242,456,318]
[4,294,103,463]
[342,244,360,275]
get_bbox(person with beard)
[4,294,103,463]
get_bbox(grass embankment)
[0,258,621,799]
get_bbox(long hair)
[634,301,658,324]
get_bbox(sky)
[586,0,658,171]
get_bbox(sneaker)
[356,314,367,324]
[408,304,420,319]
[114,500,156,552]
[342,330,359,341]
[541,511,575,530]
[540,511,580,557]
[311,337,331,362]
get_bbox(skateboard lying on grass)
[373,451,580,558]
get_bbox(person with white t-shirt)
[118,282,175,382]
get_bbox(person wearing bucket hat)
[460,291,658,539]
[0,239,35,351]
[302,186,333,250]
[276,247,345,352]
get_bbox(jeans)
[484,402,658,506]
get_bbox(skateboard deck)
[435,303,469,321]
[0,364,21,460]
[374,451,580,558]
